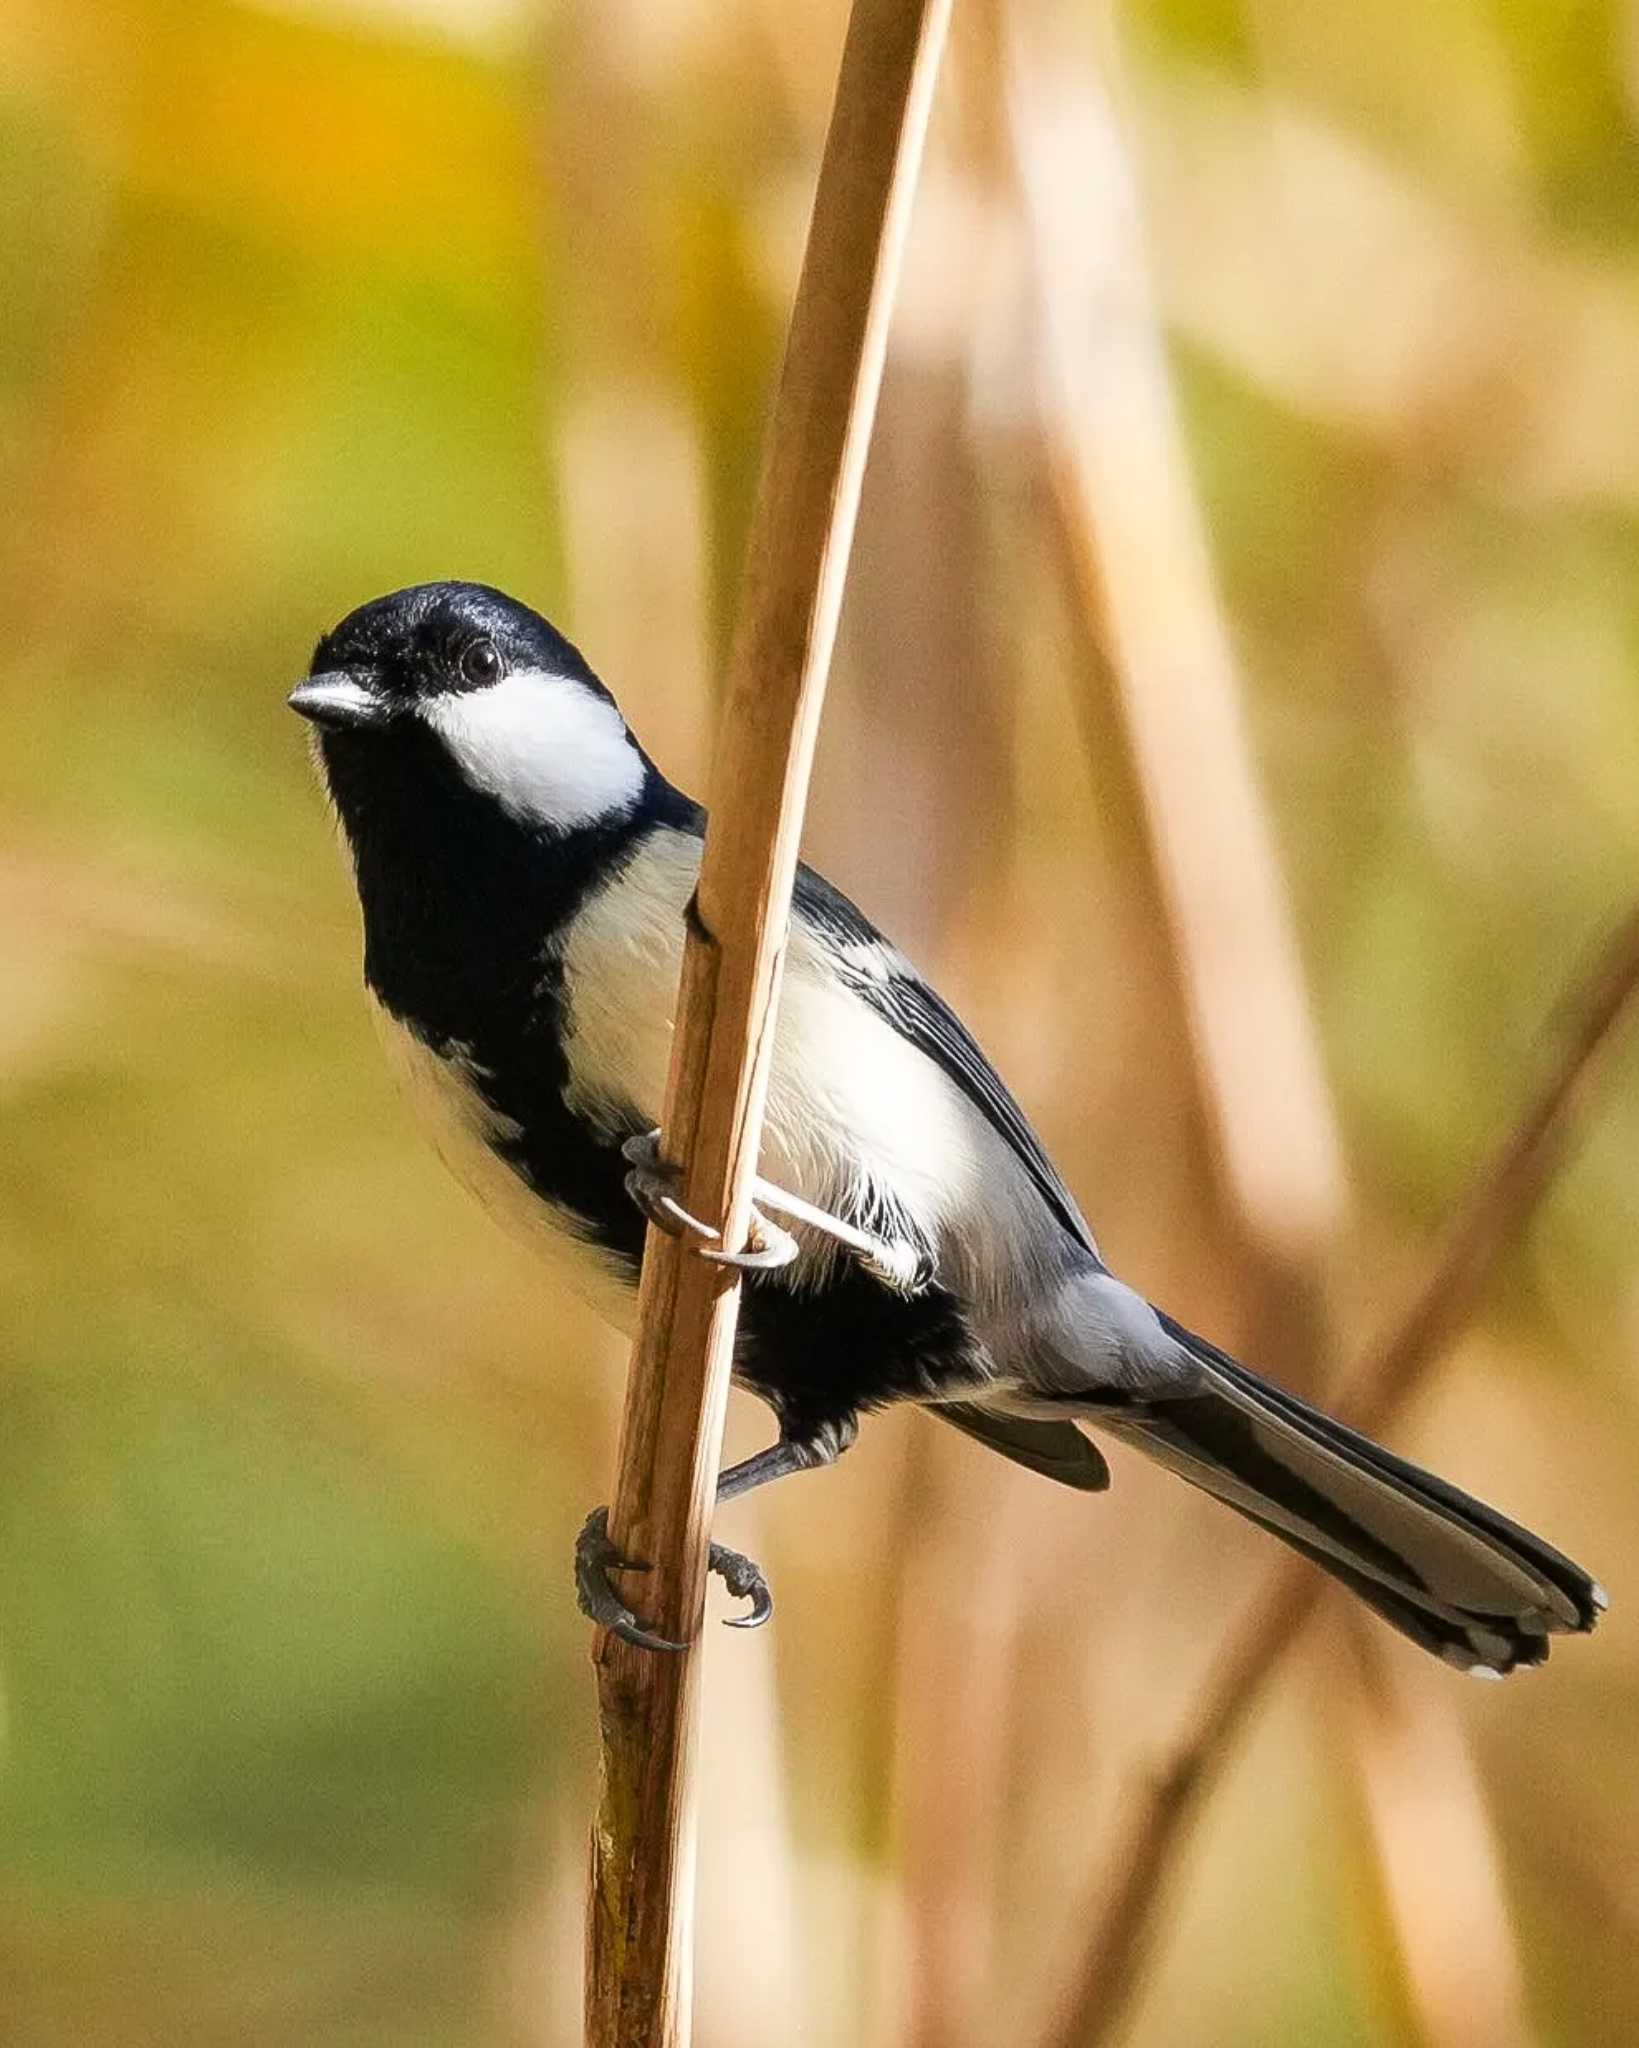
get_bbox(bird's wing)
[933,1403,1110,1490]
[792,863,1099,1256]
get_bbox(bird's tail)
[1093,1312,1604,1675]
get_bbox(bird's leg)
[621,1128,927,1290]
[749,1182,930,1292]
[714,1418,857,1501]
[574,1419,856,1652]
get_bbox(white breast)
[556,828,1054,1302]
[370,1000,640,1335]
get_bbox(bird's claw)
[575,1506,776,1649]
[621,1128,798,1273]
[575,1506,685,1652]
[622,1129,719,1244]
[699,1212,799,1274]
[709,1541,774,1629]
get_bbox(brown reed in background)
[0,1,1635,2044]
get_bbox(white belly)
[556,828,1051,1303]
[372,827,1056,1333]
[370,999,640,1335]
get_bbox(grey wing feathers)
[792,863,1098,1254]
[1155,1313,1600,1629]
[1088,1311,1604,1674]
[934,1404,1110,1491]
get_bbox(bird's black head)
[291,582,649,844]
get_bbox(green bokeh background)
[2,1,1637,2043]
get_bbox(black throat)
[316,720,690,1048]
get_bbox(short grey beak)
[288,672,388,732]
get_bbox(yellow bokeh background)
[2,1,1637,2042]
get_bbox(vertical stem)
[1034,909,1639,2048]
[1012,49,1347,1262]
[583,5,952,2045]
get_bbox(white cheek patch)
[421,667,644,831]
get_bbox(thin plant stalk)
[582,4,952,2044]
[1036,910,1639,2048]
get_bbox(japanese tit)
[290,580,1604,1671]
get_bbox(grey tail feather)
[934,1403,1110,1491]
[1089,1312,1604,1676]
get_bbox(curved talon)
[700,1210,799,1274]
[621,1128,722,1244]
[615,1617,687,1653]
[574,1510,776,1648]
[624,1128,916,1290]
[624,1167,720,1244]
[709,1540,774,1629]
[574,1506,687,1653]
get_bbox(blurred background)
[2,0,1637,2042]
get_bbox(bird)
[290,579,1604,1674]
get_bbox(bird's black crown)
[310,582,606,706]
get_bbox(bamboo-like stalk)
[582,6,951,2046]
[998,32,1611,2048]
[1010,53,1347,1267]
[1339,1615,1534,2048]
[1035,909,1639,2048]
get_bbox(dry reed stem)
[1000,30,1571,2045]
[1341,1616,1535,2048]
[1037,909,1639,2048]
[582,4,951,2044]
[1010,54,1346,1263]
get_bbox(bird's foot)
[575,1506,681,1652]
[706,1541,774,1630]
[574,1505,773,1651]
[622,1129,928,1290]
[621,1128,718,1244]
[699,1214,800,1274]
[748,1182,931,1294]
[620,1129,798,1273]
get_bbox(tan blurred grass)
[1,1,1637,2044]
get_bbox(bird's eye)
[460,638,502,688]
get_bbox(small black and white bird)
[291,580,1604,1674]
